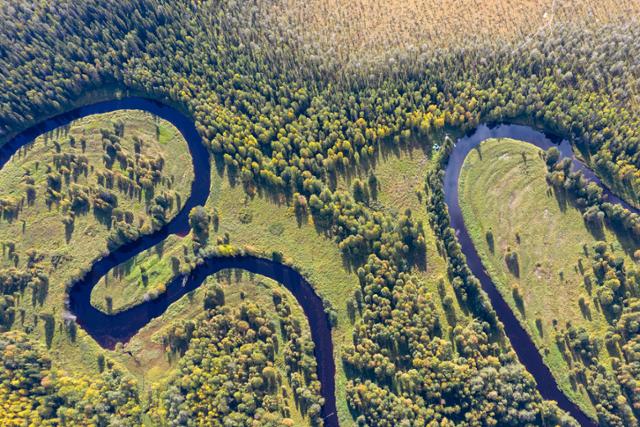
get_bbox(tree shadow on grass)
[584,219,606,241]
[550,186,568,213]
[606,220,640,257]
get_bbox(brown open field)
[270,0,640,65]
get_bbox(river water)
[444,123,638,426]
[2,97,340,425]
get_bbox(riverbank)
[444,124,639,426]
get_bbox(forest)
[0,0,639,426]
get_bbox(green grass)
[0,113,505,425]
[336,141,468,325]
[90,235,186,312]
[0,109,193,381]
[89,161,360,425]
[210,171,359,426]
[42,129,473,426]
[87,139,472,426]
[458,137,634,418]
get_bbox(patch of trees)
[52,152,89,180]
[0,296,16,330]
[0,266,49,330]
[427,168,500,330]
[150,297,321,426]
[545,148,640,242]
[3,118,187,255]
[541,149,640,424]
[100,127,167,196]
[0,331,142,425]
[107,221,140,251]
[147,191,174,229]
[93,189,118,215]
[272,289,324,420]
[551,243,640,425]
[306,188,426,268]
[2,1,639,212]
[188,205,210,244]
[67,184,91,213]
[161,319,195,356]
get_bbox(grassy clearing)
[0,110,192,276]
[91,161,359,425]
[0,110,192,379]
[91,235,186,313]
[458,137,634,417]
[4,117,540,425]
[6,114,546,424]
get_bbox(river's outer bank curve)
[444,124,638,427]
[1,98,339,427]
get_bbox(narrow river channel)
[444,124,638,427]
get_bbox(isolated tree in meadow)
[505,248,520,277]
[485,229,495,253]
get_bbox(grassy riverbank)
[458,137,635,418]
[335,140,467,322]
[0,109,193,385]
[89,137,474,426]
[90,161,359,424]
[120,273,313,425]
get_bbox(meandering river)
[6,101,636,427]
[1,98,342,425]
[445,124,638,427]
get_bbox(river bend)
[2,98,339,425]
[445,124,638,427]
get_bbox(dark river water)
[7,103,634,427]
[444,124,638,426]
[2,98,340,425]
